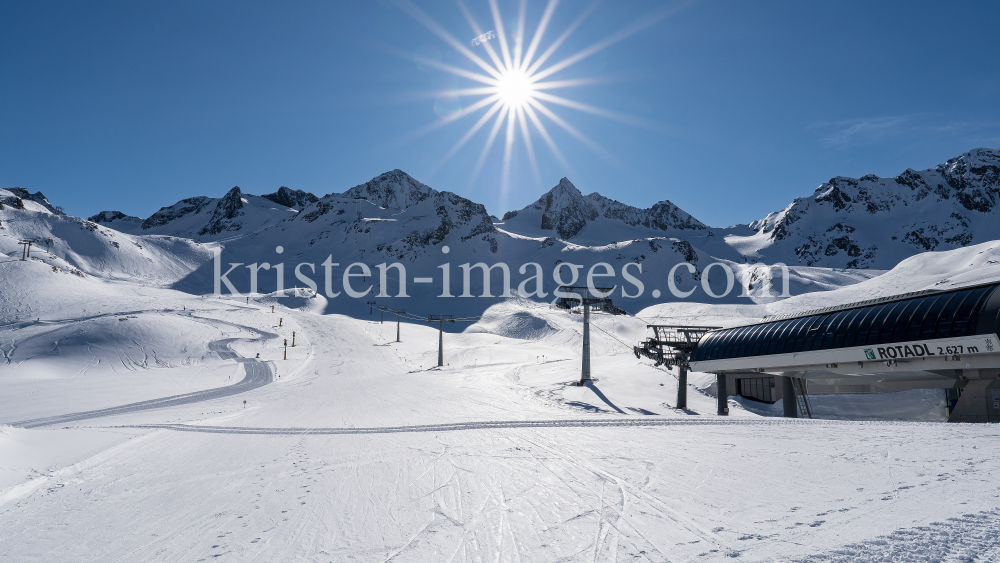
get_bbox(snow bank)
[253,287,328,314]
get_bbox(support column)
[717,373,729,416]
[396,315,401,342]
[948,378,1000,423]
[677,366,688,410]
[580,303,591,384]
[437,320,444,367]
[781,376,798,418]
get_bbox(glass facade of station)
[738,377,776,403]
[693,283,1000,363]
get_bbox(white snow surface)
[2,241,1000,561]
[3,161,1000,560]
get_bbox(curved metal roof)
[693,282,1000,363]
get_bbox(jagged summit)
[288,170,496,259]
[88,210,143,230]
[198,186,245,236]
[135,186,297,240]
[529,177,599,239]
[743,147,1000,268]
[261,187,318,210]
[7,147,999,279]
[502,177,706,239]
[586,193,707,232]
[2,188,63,215]
[340,169,435,210]
[89,210,140,223]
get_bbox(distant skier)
[243,400,247,409]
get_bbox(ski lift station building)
[688,282,1000,423]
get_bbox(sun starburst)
[394,0,682,206]
[494,68,535,109]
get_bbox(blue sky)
[2,0,999,227]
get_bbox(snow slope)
[2,153,1000,560]
[1,194,214,286]
[2,263,999,561]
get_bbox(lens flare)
[434,93,463,120]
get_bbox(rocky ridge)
[746,148,1000,268]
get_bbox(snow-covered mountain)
[260,186,318,210]
[1,188,63,215]
[5,147,1000,318]
[501,177,706,242]
[169,171,503,312]
[88,210,143,231]
[0,188,213,286]
[91,186,316,241]
[341,169,436,210]
[731,148,1000,268]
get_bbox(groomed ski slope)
[1,246,1000,561]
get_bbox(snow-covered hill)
[639,239,1000,330]
[1,188,214,286]
[136,186,304,240]
[2,239,999,562]
[0,188,63,215]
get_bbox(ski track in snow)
[6,318,278,429]
[793,509,1000,562]
[119,417,935,436]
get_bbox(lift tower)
[18,239,33,260]
[555,286,627,386]
[427,314,454,367]
[634,325,721,411]
[390,309,406,342]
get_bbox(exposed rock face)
[587,193,707,232]
[261,187,318,210]
[747,148,1000,268]
[291,170,497,260]
[6,188,62,215]
[9,148,999,286]
[88,211,142,224]
[142,196,213,230]
[528,178,600,239]
[198,187,245,236]
[509,178,706,239]
[341,169,434,210]
[0,195,24,210]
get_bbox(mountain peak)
[504,177,706,238]
[261,186,318,210]
[748,146,1000,268]
[340,170,435,210]
[523,178,598,239]
[88,210,142,226]
[3,188,63,215]
[197,186,245,236]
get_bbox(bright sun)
[494,68,534,108]
[400,0,673,196]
